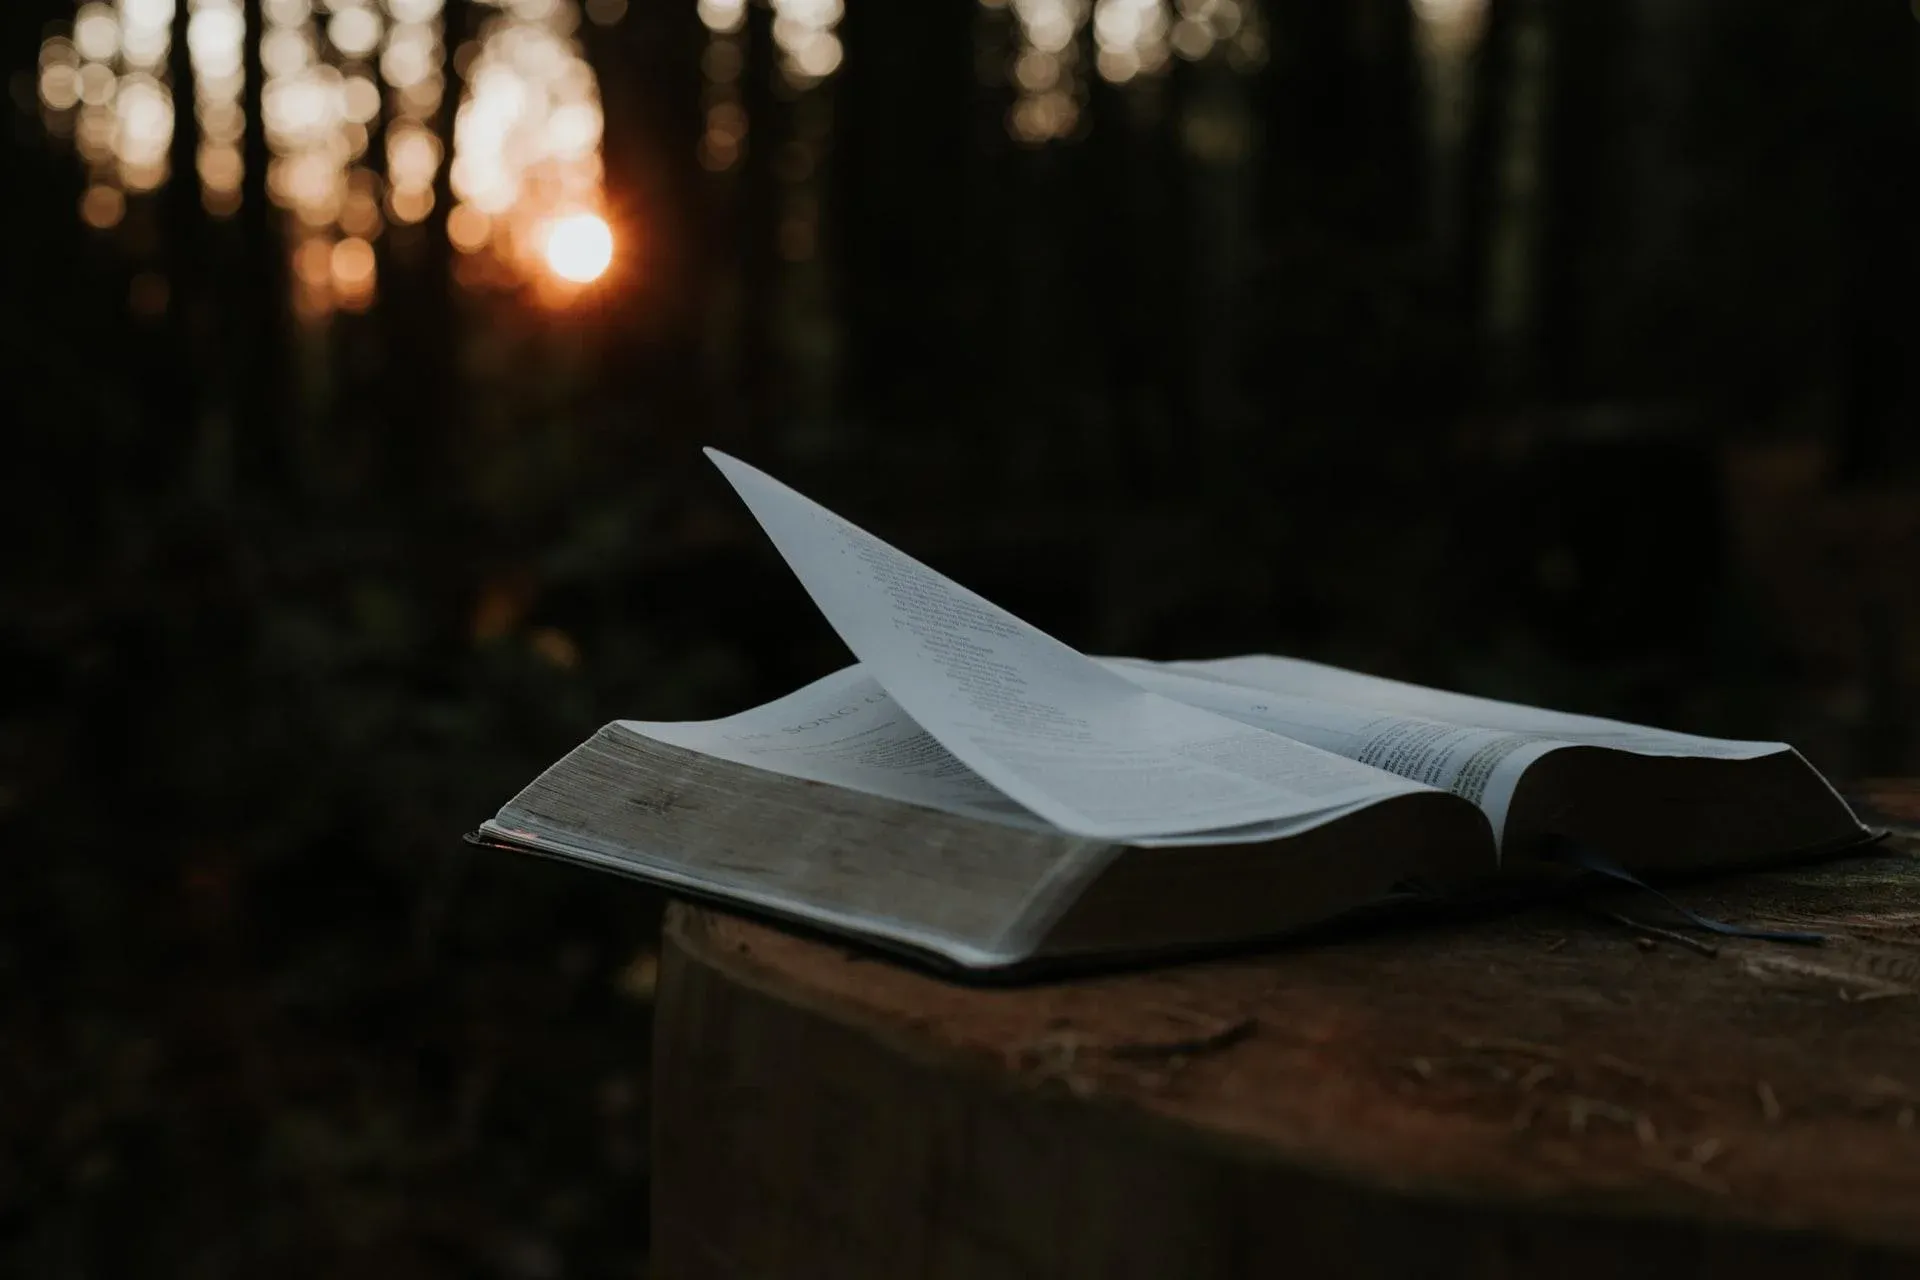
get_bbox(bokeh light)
[447,2,611,294]
[381,22,438,89]
[342,75,382,122]
[39,40,83,112]
[27,0,1371,314]
[1006,0,1085,142]
[77,62,116,106]
[122,0,175,67]
[448,203,492,252]
[327,5,385,59]
[696,0,745,36]
[1412,0,1490,54]
[77,103,116,163]
[769,0,843,88]
[191,0,246,215]
[74,4,121,62]
[1091,0,1167,84]
[542,212,613,283]
[331,235,377,286]
[80,184,127,229]
[1000,0,1265,111]
[115,73,175,191]
[340,169,385,237]
[697,6,746,175]
[187,3,243,75]
[388,185,435,223]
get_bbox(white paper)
[1101,662,1556,842]
[622,666,1048,830]
[704,451,1426,840]
[1153,655,1788,756]
[1107,655,1788,843]
[625,664,1410,850]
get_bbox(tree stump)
[652,782,1920,1279]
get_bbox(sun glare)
[542,212,613,284]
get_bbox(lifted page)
[704,451,1425,840]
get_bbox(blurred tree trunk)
[1833,2,1918,484]
[1080,54,1190,493]
[738,2,781,438]
[237,0,288,491]
[373,0,465,504]
[829,0,976,441]
[961,9,1016,472]
[163,0,204,486]
[1181,66,1260,451]
[1458,0,1549,403]
[590,0,705,459]
[1252,0,1426,419]
[377,0,467,502]
[165,1,201,314]
[424,0,462,393]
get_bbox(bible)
[476,450,1869,972]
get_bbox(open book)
[477,451,1869,972]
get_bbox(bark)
[654,782,1920,1279]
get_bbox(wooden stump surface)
[653,782,1920,1279]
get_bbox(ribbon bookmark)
[1545,842,1828,946]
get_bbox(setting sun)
[543,212,614,284]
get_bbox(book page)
[704,451,1427,840]
[624,664,1401,849]
[1107,656,1788,844]
[1154,655,1788,756]
[622,666,1048,830]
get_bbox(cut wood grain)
[652,781,1920,1279]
